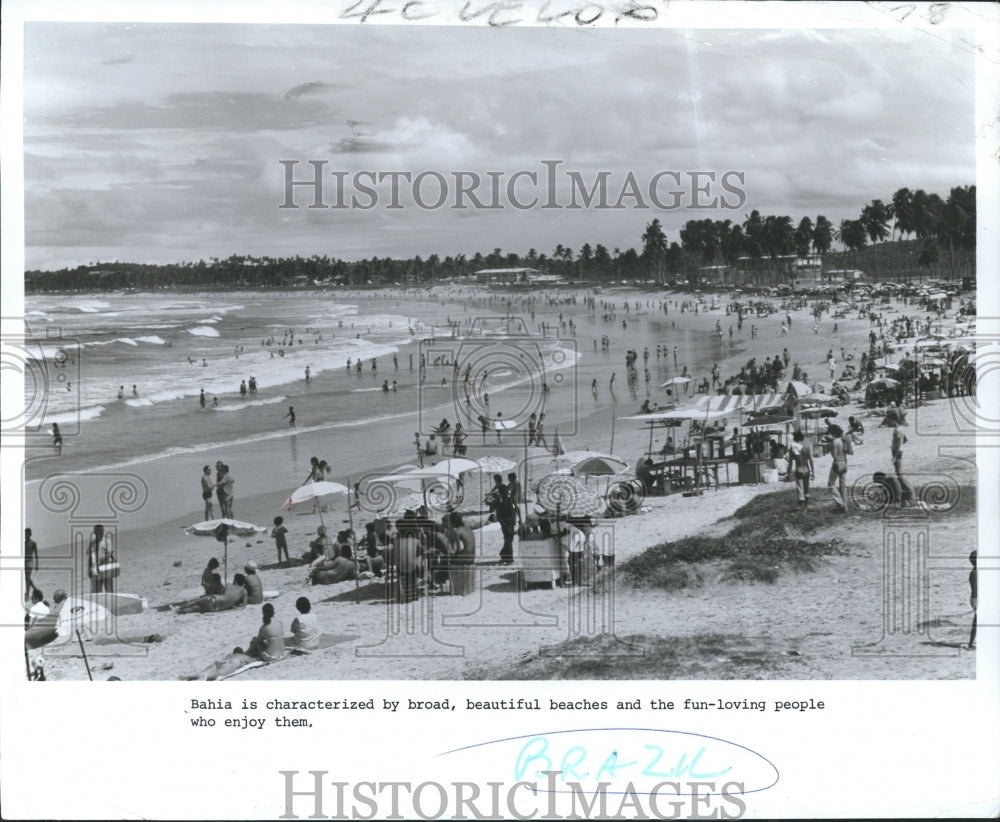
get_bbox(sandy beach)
[23,285,979,682]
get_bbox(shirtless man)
[173,574,248,614]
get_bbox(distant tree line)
[25,186,974,292]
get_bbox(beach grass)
[619,489,851,592]
[466,633,804,680]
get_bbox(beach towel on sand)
[207,633,359,679]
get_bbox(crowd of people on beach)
[27,283,980,678]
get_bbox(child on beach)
[272,516,290,564]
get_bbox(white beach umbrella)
[185,518,266,580]
[661,376,691,387]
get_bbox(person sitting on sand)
[246,602,284,662]
[173,573,248,614]
[289,596,320,650]
[424,433,438,457]
[305,526,332,563]
[309,544,357,585]
[182,647,257,681]
[201,558,222,595]
[26,589,50,628]
[243,561,264,605]
[848,416,865,445]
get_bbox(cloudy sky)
[22,22,976,271]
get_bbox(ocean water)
[21,287,754,548]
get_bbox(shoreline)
[24,283,898,553]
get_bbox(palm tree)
[641,218,668,282]
[835,219,868,269]
[794,217,814,258]
[860,200,891,280]
[813,216,833,257]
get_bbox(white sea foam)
[45,404,107,425]
[188,326,220,337]
[214,395,287,411]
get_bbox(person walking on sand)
[51,423,62,456]
[284,406,296,427]
[494,485,517,565]
[200,465,215,519]
[826,424,849,511]
[786,430,815,511]
[200,389,206,409]
[535,413,547,449]
[889,418,916,506]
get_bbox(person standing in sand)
[24,529,39,601]
[889,418,916,506]
[87,524,116,594]
[494,485,517,565]
[826,425,849,511]
[217,464,235,518]
[786,430,815,511]
[201,465,215,519]
[51,423,62,456]
[271,516,290,564]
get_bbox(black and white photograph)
[3,1,998,818]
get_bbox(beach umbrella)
[25,597,114,651]
[379,491,428,519]
[427,457,481,476]
[287,481,350,526]
[185,518,266,580]
[475,455,517,473]
[799,392,835,406]
[518,452,574,490]
[800,406,838,419]
[568,453,631,477]
[869,377,900,389]
[535,473,606,519]
[799,406,837,435]
[661,376,691,387]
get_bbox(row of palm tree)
[25,186,974,291]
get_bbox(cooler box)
[519,537,567,589]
